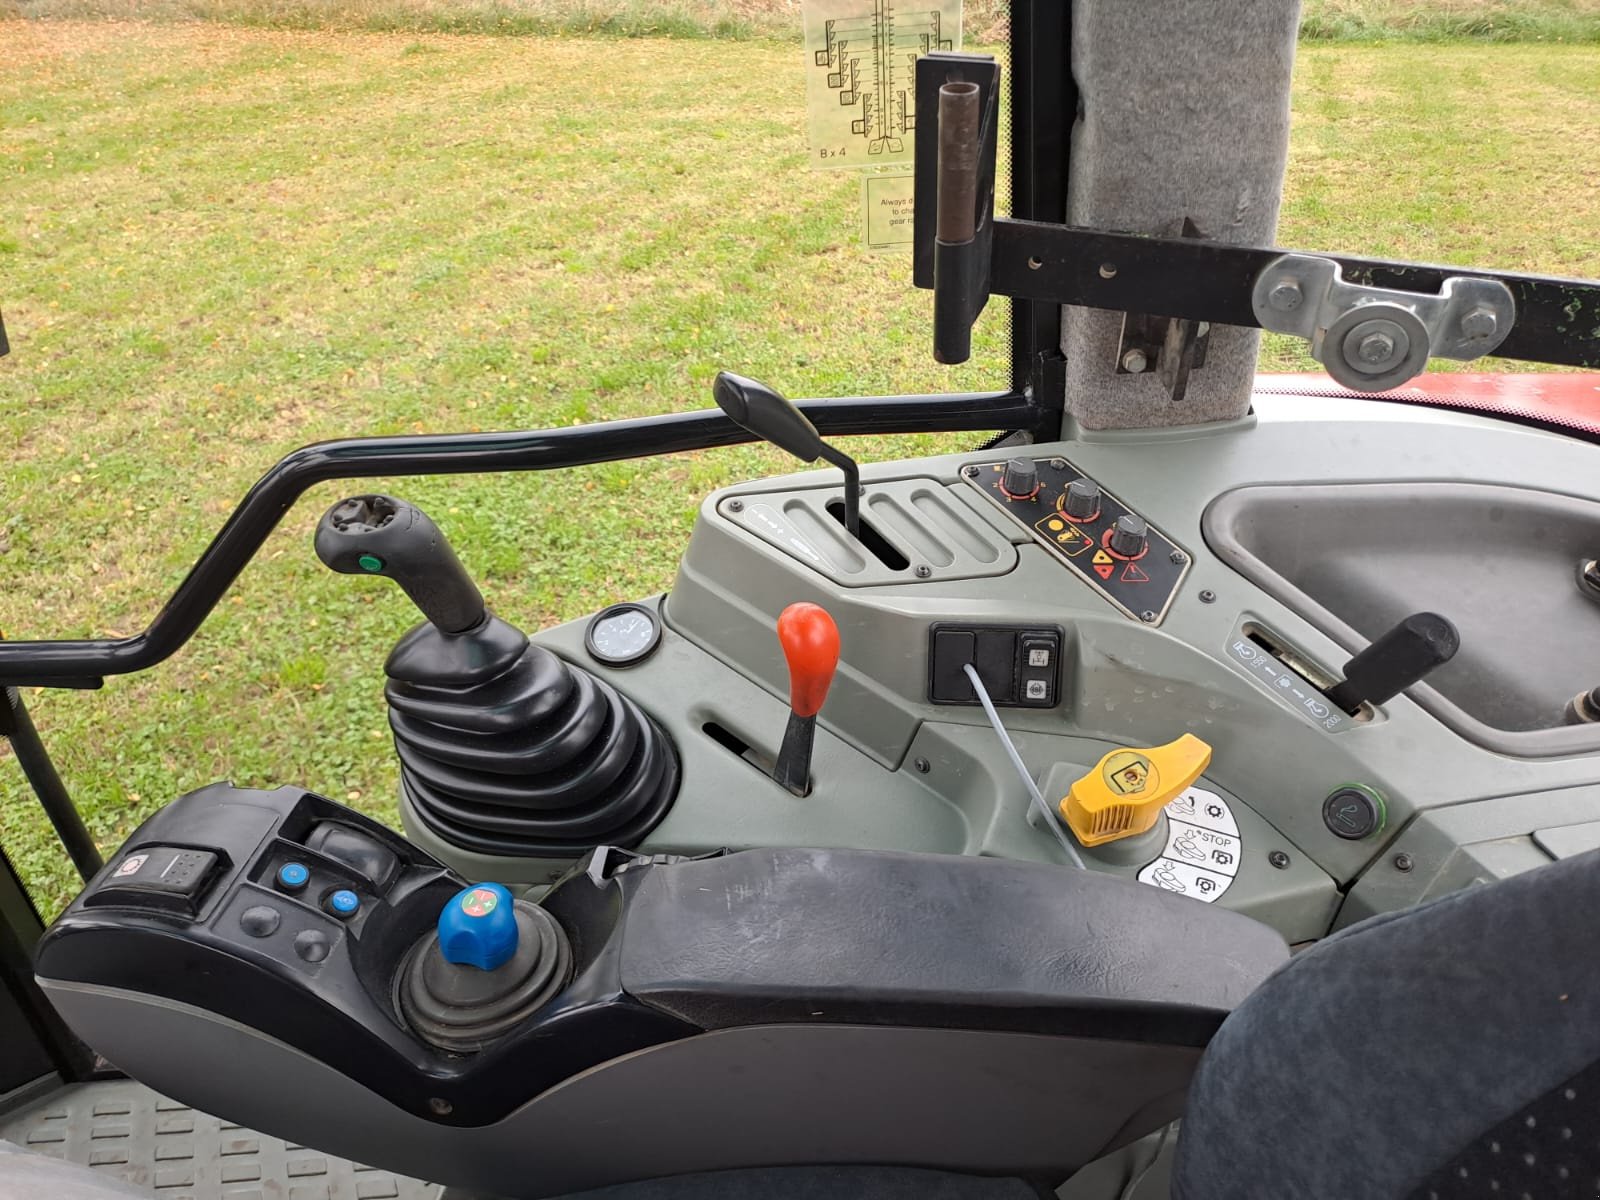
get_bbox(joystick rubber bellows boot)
[316,495,679,858]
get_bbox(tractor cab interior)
[4,3,1600,1198]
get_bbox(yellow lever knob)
[1059,734,1213,847]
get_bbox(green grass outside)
[2,25,1598,914]
[5,0,1600,42]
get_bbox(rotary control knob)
[1109,514,1148,557]
[1000,457,1040,500]
[1062,478,1101,521]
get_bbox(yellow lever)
[1059,735,1213,847]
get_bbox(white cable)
[962,663,1085,869]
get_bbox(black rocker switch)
[85,846,222,916]
[713,371,862,539]
[1325,612,1460,715]
[314,495,487,635]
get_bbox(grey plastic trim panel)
[715,477,1019,587]
[1204,481,1600,757]
[39,981,1200,1199]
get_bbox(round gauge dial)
[584,603,663,668]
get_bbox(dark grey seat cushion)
[1173,848,1600,1199]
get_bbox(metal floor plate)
[0,1079,441,1200]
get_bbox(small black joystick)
[1326,612,1460,715]
[713,372,862,539]
[315,495,679,858]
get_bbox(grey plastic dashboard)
[400,393,1600,945]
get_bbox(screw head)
[1357,331,1397,364]
[1121,348,1149,374]
[963,464,980,478]
[1394,853,1415,872]
[914,756,931,774]
[914,564,932,579]
[1169,549,1186,565]
[429,1097,454,1116]
[1268,850,1291,870]
[726,498,744,512]
[1267,279,1303,312]
[1199,589,1217,603]
[1140,610,1158,623]
[1460,306,1499,339]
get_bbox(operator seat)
[1174,844,1600,1199]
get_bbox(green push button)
[1322,783,1386,841]
[357,554,385,572]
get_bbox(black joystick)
[315,495,679,858]
[713,372,862,539]
[1325,611,1460,716]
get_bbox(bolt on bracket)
[1252,253,1516,392]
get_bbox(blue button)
[327,889,360,917]
[437,883,518,972]
[276,862,310,892]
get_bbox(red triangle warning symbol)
[1093,562,1115,580]
[1120,562,1150,583]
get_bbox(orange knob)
[777,603,841,719]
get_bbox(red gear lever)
[777,603,841,718]
[773,603,840,794]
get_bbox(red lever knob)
[777,602,841,719]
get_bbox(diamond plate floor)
[0,1079,441,1200]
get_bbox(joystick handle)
[773,603,840,796]
[314,495,486,635]
[712,372,861,539]
[437,883,518,972]
[1326,611,1459,714]
[778,602,841,719]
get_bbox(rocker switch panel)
[928,625,1062,707]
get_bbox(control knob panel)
[961,458,1191,624]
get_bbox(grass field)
[6,0,1600,42]
[2,23,1599,914]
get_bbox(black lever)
[313,495,486,634]
[1325,612,1460,715]
[1,308,10,358]
[712,372,861,539]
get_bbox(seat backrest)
[1173,847,1600,1199]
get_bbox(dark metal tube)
[0,390,1033,688]
[2,687,103,882]
[937,82,982,244]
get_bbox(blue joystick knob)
[437,883,518,972]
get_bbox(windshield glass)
[2,2,1599,913]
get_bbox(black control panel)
[34,784,694,1126]
[928,624,1063,707]
[961,458,1192,625]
